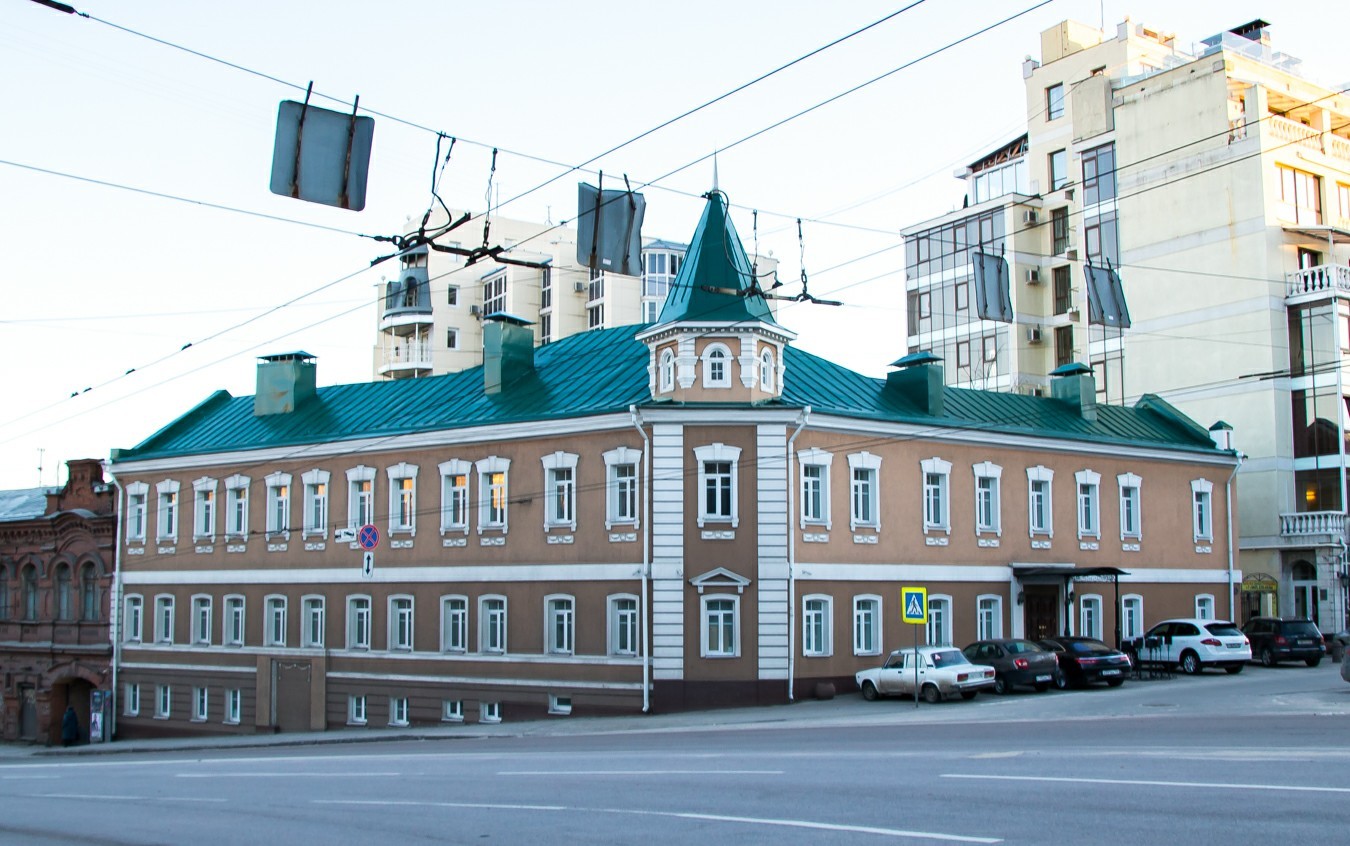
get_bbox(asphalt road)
[3,663,1349,845]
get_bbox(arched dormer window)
[760,349,775,392]
[659,348,675,392]
[703,344,732,388]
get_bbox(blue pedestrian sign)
[358,524,380,550]
[901,586,928,624]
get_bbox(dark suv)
[1241,617,1325,667]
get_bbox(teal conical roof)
[655,191,777,325]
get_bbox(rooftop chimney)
[483,314,535,395]
[1208,420,1235,451]
[1050,362,1096,421]
[254,352,317,416]
[886,351,944,415]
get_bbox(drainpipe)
[104,466,123,741]
[1225,453,1243,621]
[785,406,811,703]
[630,406,651,713]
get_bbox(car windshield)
[930,650,969,667]
[1069,640,1114,655]
[1004,640,1043,653]
[1283,621,1321,637]
[1205,623,1243,637]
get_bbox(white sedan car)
[856,646,997,703]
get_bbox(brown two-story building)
[106,192,1240,736]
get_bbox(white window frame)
[346,465,376,529]
[700,594,740,658]
[927,594,953,647]
[608,593,640,657]
[852,594,882,656]
[190,594,212,646]
[802,594,833,657]
[264,472,291,536]
[1079,594,1103,640]
[438,460,472,535]
[155,479,180,542]
[223,594,245,647]
[1191,478,1214,542]
[440,595,469,653]
[658,348,675,393]
[192,686,209,722]
[798,447,833,529]
[973,462,1002,536]
[389,595,415,652]
[442,699,464,722]
[602,447,641,530]
[155,684,171,719]
[1027,465,1054,537]
[389,696,410,727]
[544,594,575,655]
[541,452,579,531]
[976,594,1003,640]
[301,469,330,538]
[1194,594,1215,620]
[480,701,501,723]
[264,594,287,647]
[123,594,144,643]
[476,457,511,534]
[386,462,419,536]
[348,694,367,726]
[347,595,371,650]
[124,683,140,716]
[125,482,148,543]
[921,457,952,533]
[549,694,573,716]
[302,595,325,648]
[224,475,249,540]
[702,342,733,388]
[153,594,175,644]
[192,477,217,542]
[480,595,508,654]
[224,688,241,725]
[848,452,882,531]
[1117,473,1143,540]
[1121,594,1144,639]
[759,348,775,392]
[1075,469,1101,539]
[694,443,741,528]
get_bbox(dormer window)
[703,344,732,388]
[659,348,675,392]
[759,349,775,392]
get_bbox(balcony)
[1287,265,1350,302]
[382,267,432,326]
[378,336,433,377]
[1279,510,1345,541]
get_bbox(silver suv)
[1124,618,1252,675]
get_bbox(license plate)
[1296,639,1313,646]
[1036,674,1051,682]
[1226,643,1242,648]
[1101,669,1121,676]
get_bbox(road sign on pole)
[361,551,374,579]
[358,524,380,551]
[901,586,928,624]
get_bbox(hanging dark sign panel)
[270,95,374,211]
[1085,265,1132,329]
[576,182,645,276]
[971,250,1014,323]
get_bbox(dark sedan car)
[1242,617,1325,667]
[961,639,1059,693]
[1038,637,1130,688]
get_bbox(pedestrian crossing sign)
[901,586,928,624]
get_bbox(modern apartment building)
[902,16,1350,632]
[373,210,773,379]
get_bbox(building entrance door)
[1291,560,1319,626]
[272,660,311,733]
[1023,587,1058,640]
[17,685,37,741]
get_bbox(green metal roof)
[116,325,1224,463]
[653,191,777,325]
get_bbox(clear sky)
[1,0,1345,490]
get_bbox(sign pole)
[914,618,920,709]
[900,586,929,710]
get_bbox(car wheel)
[1225,664,1244,675]
[1180,651,1202,675]
[960,691,978,700]
[1261,647,1276,667]
[861,681,878,701]
[1053,670,1069,690]
[1034,682,1050,693]
[922,684,942,705]
[1306,657,1322,668]
[1106,678,1125,688]
[992,675,1008,695]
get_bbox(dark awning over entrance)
[1012,565,1130,645]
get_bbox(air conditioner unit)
[469,304,481,317]
[1027,326,1043,344]
[1022,210,1038,225]
[573,281,587,293]
[1064,187,1075,201]
[1025,269,1041,284]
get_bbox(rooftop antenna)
[37,447,44,487]
[712,150,719,192]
